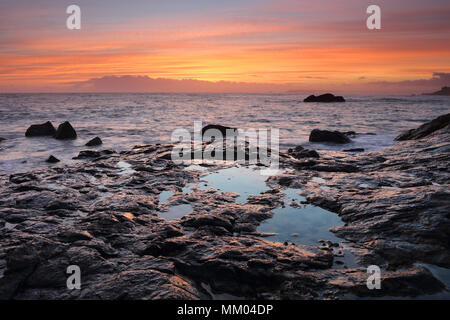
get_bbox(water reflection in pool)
[258,188,344,246]
[183,166,270,203]
[160,204,193,221]
[159,190,174,204]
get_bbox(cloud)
[1,71,449,95]
[367,72,450,93]
[61,72,450,94]
[68,75,300,93]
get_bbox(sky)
[0,0,449,94]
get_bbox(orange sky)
[0,0,449,93]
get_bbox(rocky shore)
[0,116,449,300]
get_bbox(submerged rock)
[45,155,60,163]
[54,121,77,140]
[309,129,351,144]
[395,113,450,141]
[304,93,345,103]
[25,121,56,137]
[86,137,103,146]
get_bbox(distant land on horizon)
[423,86,450,96]
[1,74,450,96]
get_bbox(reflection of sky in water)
[159,190,174,204]
[160,204,193,221]
[183,166,269,203]
[184,164,208,171]
[117,161,136,175]
[258,188,344,246]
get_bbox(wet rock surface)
[288,146,320,159]
[309,129,352,144]
[85,137,103,147]
[0,119,449,300]
[395,113,450,141]
[282,122,450,271]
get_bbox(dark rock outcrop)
[304,93,345,103]
[309,129,351,144]
[73,150,102,159]
[0,121,449,300]
[395,113,450,141]
[86,137,102,146]
[202,124,237,138]
[45,155,60,163]
[288,146,320,159]
[54,121,77,140]
[25,121,56,137]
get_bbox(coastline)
[0,116,449,299]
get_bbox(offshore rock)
[54,121,77,140]
[304,93,345,103]
[86,137,103,146]
[25,121,56,137]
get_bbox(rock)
[0,137,449,300]
[0,137,5,142]
[288,148,320,159]
[304,93,345,103]
[73,150,102,159]
[395,113,450,141]
[311,163,360,173]
[54,121,77,140]
[181,213,233,232]
[343,148,365,152]
[85,137,102,146]
[45,155,60,163]
[25,121,56,137]
[309,129,351,144]
[423,86,450,96]
[202,124,237,138]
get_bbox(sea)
[0,93,449,173]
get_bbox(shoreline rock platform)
[0,115,449,299]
